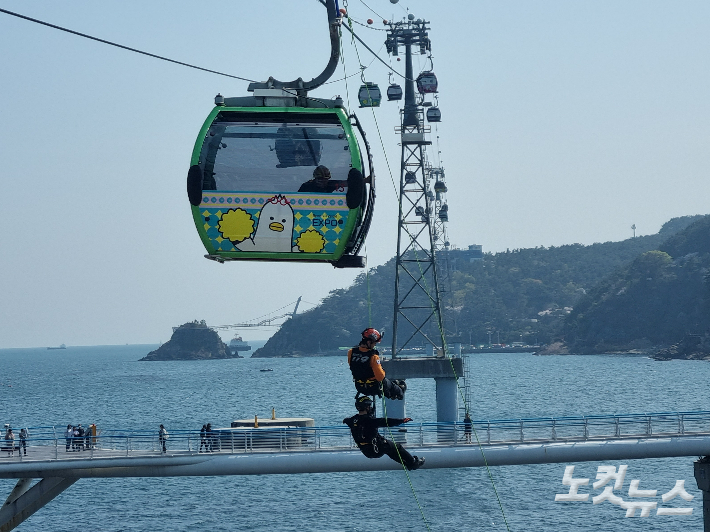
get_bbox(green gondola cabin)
[187,93,374,268]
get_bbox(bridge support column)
[694,458,710,531]
[2,479,32,508]
[384,397,406,420]
[435,377,458,442]
[0,477,78,532]
[382,397,407,442]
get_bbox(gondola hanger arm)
[248,0,340,93]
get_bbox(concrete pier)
[382,356,464,429]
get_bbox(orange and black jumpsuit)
[343,412,417,469]
[348,344,404,400]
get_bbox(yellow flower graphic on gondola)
[218,208,255,243]
[295,228,326,253]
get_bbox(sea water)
[0,345,707,531]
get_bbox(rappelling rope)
[402,235,513,532]
[379,395,432,532]
[365,250,373,328]
[398,195,512,529]
[341,6,431,529]
[340,10,512,530]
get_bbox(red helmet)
[361,328,383,343]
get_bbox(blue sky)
[1,1,708,347]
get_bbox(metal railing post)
[646,416,651,436]
[680,414,685,435]
[519,420,524,442]
[583,418,588,440]
[54,426,58,460]
[552,419,557,441]
[615,417,620,438]
[487,421,491,444]
[231,432,234,453]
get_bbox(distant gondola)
[358,82,382,107]
[416,71,438,94]
[387,83,403,101]
[426,106,441,122]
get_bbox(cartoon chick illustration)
[235,195,296,252]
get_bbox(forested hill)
[252,215,705,357]
[561,215,710,356]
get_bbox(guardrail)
[2,411,710,461]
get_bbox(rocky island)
[651,333,710,361]
[140,321,242,361]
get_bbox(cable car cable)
[357,0,386,22]
[0,7,257,82]
[348,15,387,31]
[342,7,399,200]
[316,0,414,82]
[324,39,381,86]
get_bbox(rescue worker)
[343,396,425,470]
[348,328,406,400]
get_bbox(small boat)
[47,344,67,350]
[259,368,274,372]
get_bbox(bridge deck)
[0,410,709,478]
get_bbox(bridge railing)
[466,411,710,445]
[3,411,710,460]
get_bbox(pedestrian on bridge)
[158,424,168,453]
[199,424,208,453]
[343,396,425,471]
[19,428,28,456]
[5,428,14,457]
[206,423,218,452]
[65,425,73,452]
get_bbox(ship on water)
[47,344,67,350]
[229,335,251,354]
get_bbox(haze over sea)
[0,345,706,531]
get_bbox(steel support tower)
[428,165,453,316]
[386,18,446,358]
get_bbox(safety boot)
[410,456,425,470]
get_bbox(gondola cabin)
[387,83,403,101]
[358,83,382,107]
[187,93,374,268]
[426,106,441,122]
[416,71,438,94]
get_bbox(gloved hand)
[402,417,413,423]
